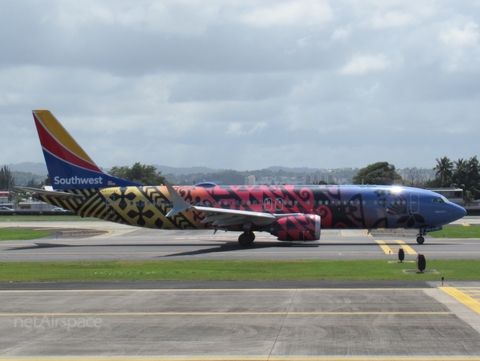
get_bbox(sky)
[1,0,480,171]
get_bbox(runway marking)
[375,240,395,255]
[363,229,372,237]
[2,355,480,361]
[375,240,417,255]
[0,288,427,293]
[0,311,452,317]
[441,287,480,315]
[394,240,417,255]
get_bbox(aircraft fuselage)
[40,184,466,242]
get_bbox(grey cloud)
[1,1,480,170]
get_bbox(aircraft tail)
[33,110,141,190]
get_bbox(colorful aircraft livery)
[29,110,466,245]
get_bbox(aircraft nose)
[451,203,467,221]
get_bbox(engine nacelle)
[270,214,321,241]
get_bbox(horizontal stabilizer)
[15,186,83,198]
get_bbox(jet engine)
[270,214,321,241]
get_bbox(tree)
[454,158,465,170]
[450,156,480,201]
[404,167,428,187]
[109,162,165,185]
[433,156,453,186]
[352,162,402,185]
[0,165,15,190]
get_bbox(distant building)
[245,175,255,185]
[17,200,54,211]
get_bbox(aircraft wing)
[165,181,281,228]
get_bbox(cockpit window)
[432,197,449,204]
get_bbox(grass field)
[430,224,480,238]
[0,216,478,282]
[0,259,477,282]
[0,229,52,241]
[0,215,99,222]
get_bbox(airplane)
[21,110,466,246]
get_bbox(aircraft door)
[409,194,419,213]
[276,198,284,211]
[264,198,273,211]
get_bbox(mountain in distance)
[154,165,218,176]
[8,162,48,176]
[4,162,433,187]
[267,166,327,173]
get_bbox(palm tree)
[454,158,465,171]
[434,157,453,186]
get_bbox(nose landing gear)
[416,228,426,244]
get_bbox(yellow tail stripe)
[34,109,96,165]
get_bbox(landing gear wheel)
[416,236,425,245]
[238,232,255,246]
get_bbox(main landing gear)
[416,229,426,244]
[238,231,255,246]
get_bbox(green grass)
[430,225,480,238]
[0,215,99,222]
[0,229,52,241]
[0,259,478,282]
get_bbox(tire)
[238,232,254,246]
[417,254,426,272]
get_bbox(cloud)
[1,1,480,171]
[440,22,479,47]
[226,122,267,137]
[438,22,480,71]
[242,0,333,27]
[370,11,417,28]
[340,54,390,75]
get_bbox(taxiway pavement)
[0,217,479,262]
[1,218,480,359]
[1,282,480,359]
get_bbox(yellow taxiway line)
[2,357,480,361]
[394,240,417,254]
[441,287,480,315]
[375,240,395,254]
[0,311,451,317]
[375,240,417,255]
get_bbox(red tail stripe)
[34,116,102,173]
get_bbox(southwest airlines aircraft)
[25,110,466,246]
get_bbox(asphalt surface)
[0,217,479,262]
[1,217,480,359]
[2,281,480,359]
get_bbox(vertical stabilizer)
[33,110,141,189]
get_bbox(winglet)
[165,180,191,217]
